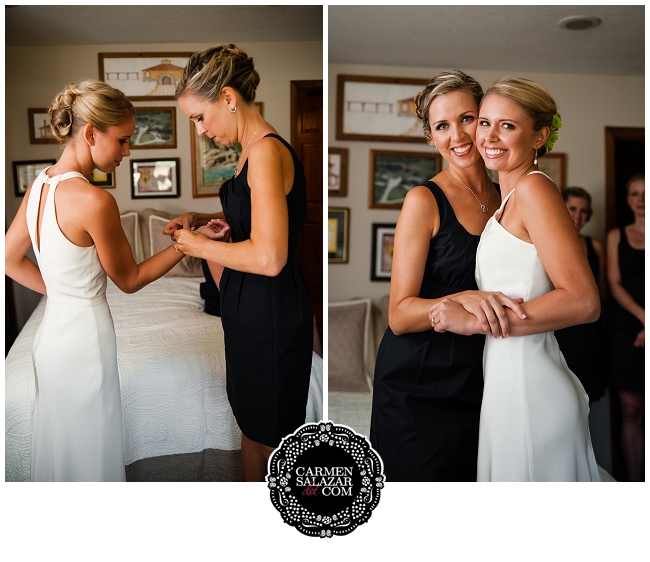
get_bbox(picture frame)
[537,152,567,191]
[369,149,442,209]
[336,74,429,144]
[131,158,180,199]
[131,107,177,149]
[328,147,349,197]
[98,52,193,101]
[190,122,241,198]
[12,160,56,196]
[328,207,350,263]
[28,108,57,144]
[89,169,115,189]
[371,223,396,281]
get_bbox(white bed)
[5,275,323,482]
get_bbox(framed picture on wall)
[328,147,349,197]
[131,158,180,199]
[537,152,566,190]
[12,159,56,196]
[98,52,193,101]
[371,223,396,281]
[89,169,115,189]
[336,74,429,144]
[131,107,177,149]
[28,108,57,144]
[328,207,349,263]
[369,149,441,209]
[190,122,241,198]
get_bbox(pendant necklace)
[234,121,268,177]
[447,167,490,213]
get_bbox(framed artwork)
[328,207,350,263]
[98,52,193,101]
[131,107,177,149]
[28,108,56,144]
[369,149,441,209]
[190,122,241,198]
[328,147,349,197]
[12,160,56,196]
[371,223,396,281]
[89,169,115,189]
[131,158,180,199]
[336,74,429,143]
[537,152,567,190]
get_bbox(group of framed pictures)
[329,74,567,280]
[17,52,266,200]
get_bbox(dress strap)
[44,171,90,185]
[25,168,52,255]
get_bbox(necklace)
[447,167,490,213]
[234,121,268,177]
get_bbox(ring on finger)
[430,316,438,326]
[174,244,179,252]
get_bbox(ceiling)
[329,5,644,76]
[5,5,323,47]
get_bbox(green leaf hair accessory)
[545,113,562,152]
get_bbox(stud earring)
[229,105,237,113]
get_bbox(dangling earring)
[533,148,538,165]
[229,105,237,113]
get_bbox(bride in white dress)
[428,77,601,481]
[5,80,190,481]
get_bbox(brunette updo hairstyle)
[562,187,594,221]
[175,44,260,104]
[483,77,559,157]
[48,80,134,144]
[414,70,483,146]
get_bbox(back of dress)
[25,168,125,482]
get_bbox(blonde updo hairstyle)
[175,44,260,104]
[48,80,134,144]
[483,77,559,158]
[414,70,483,146]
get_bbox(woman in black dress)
[165,45,313,481]
[369,71,526,481]
[606,174,645,481]
[554,187,607,402]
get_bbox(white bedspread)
[5,276,323,481]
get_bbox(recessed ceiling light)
[557,16,602,30]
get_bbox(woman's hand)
[195,219,231,242]
[163,212,198,236]
[633,328,645,348]
[428,298,486,336]
[173,229,207,259]
[451,291,526,338]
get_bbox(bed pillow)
[120,211,143,263]
[148,214,204,277]
[140,208,172,260]
[328,299,372,393]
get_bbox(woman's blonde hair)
[414,70,483,146]
[483,77,558,157]
[48,80,134,143]
[175,44,260,104]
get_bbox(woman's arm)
[5,185,47,295]
[85,190,185,293]
[607,228,644,324]
[591,236,608,302]
[163,211,226,235]
[172,136,290,276]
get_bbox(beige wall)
[328,62,644,306]
[6,41,322,330]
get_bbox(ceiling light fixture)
[557,16,602,30]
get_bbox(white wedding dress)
[475,172,600,481]
[26,168,126,481]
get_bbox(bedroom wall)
[328,62,645,308]
[6,40,322,331]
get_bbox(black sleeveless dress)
[369,181,486,482]
[607,227,645,393]
[220,133,313,448]
[554,236,606,401]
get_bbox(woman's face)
[476,94,545,173]
[428,90,481,168]
[91,116,134,173]
[178,92,235,146]
[626,178,645,216]
[564,195,591,233]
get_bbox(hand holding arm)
[162,211,225,236]
[195,219,231,242]
[450,291,526,338]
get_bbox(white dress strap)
[44,170,90,185]
[25,168,52,256]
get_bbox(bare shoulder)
[515,171,562,206]
[401,185,438,217]
[607,227,621,246]
[591,236,605,255]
